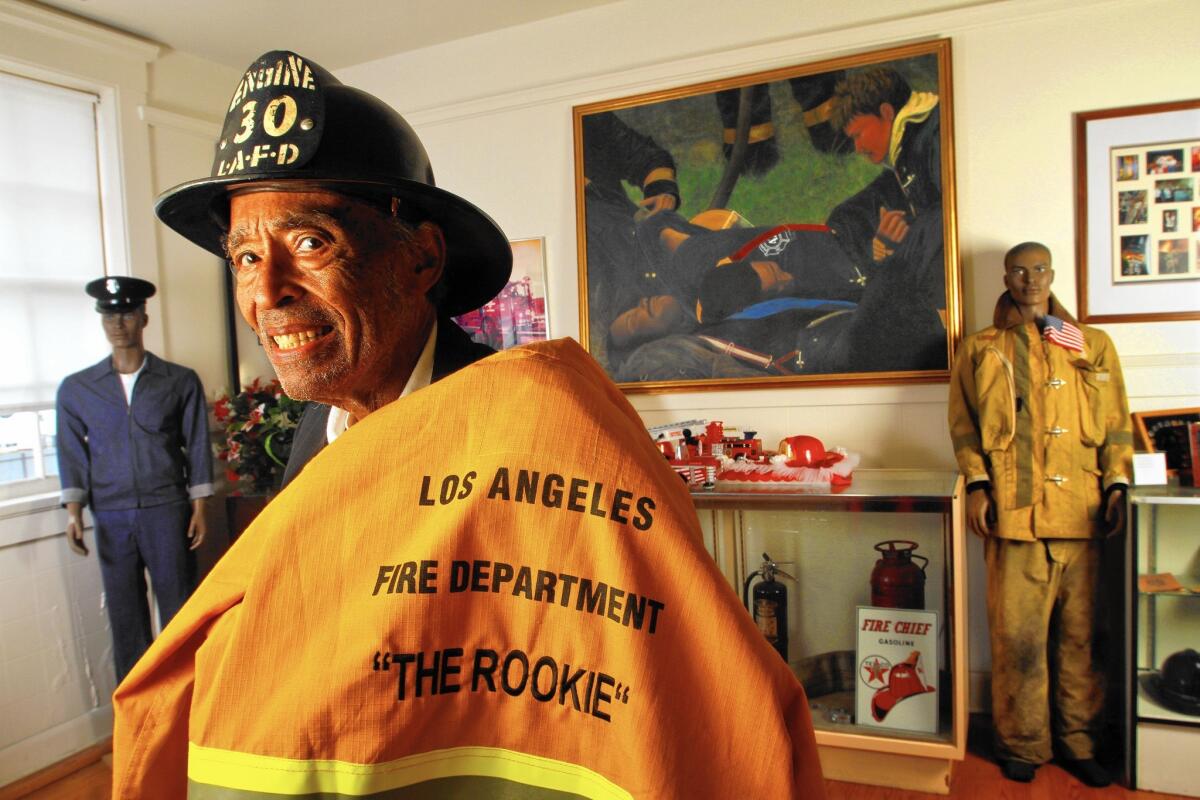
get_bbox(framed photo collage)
[1112,139,1200,283]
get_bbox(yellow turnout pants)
[985,538,1104,763]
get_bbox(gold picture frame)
[572,38,961,393]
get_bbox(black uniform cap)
[154,50,511,316]
[86,276,156,313]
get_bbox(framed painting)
[572,39,961,393]
[1074,99,1200,324]
[454,237,550,350]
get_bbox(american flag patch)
[1043,314,1085,354]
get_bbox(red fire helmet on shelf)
[777,435,843,468]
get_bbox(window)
[0,70,110,500]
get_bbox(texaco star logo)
[859,654,891,689]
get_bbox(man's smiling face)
[225,188,443,413]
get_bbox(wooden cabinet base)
[1135,723,1200,797]
[818,745,953,795]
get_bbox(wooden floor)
[8,730,1192,799]
[12,758,111,800]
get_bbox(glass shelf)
[1136,670,1200,726]
[1137,585,1199,598]
[691,468,959,512]
[1126,485,1200,791]
[1130,486,1200,505]
[691,468,967,770]
[806,685,956,747]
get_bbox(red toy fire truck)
[654,420,763,487]
[651,422,859,490]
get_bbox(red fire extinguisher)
[743,553,794,661]
[870,540,928,609]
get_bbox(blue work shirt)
[56,352,214,511]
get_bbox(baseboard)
[0,735,111,799]
[0,705,112,792]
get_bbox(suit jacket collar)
[280,320,495,488]
[431,316,493,381]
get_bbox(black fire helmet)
[155,50,511,316]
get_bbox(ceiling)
[34,0,621,69]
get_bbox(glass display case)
[1125,486,1200,798]
[692,469,966,795]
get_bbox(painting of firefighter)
[573,39,961,391]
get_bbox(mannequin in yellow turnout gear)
[948,242,1132,788]
[112,50,826,799]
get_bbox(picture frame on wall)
[1074,99,1200,324]
[572,39,961,393]
[1132,407,1200,482]
[453,237,550,350]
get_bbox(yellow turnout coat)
[948,293,1132,540]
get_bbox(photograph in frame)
[572,39,961,392]
[1109,144,1197,283]
[453,238,549,350]
[1074,99,1200,323]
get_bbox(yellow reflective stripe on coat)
[188,743,632,799]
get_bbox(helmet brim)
[156,173,512,317]
[1142,673,1200,716]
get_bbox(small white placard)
[856,606,939,734]
[1133,452,1168,485]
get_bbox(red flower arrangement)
[214,378,306,495]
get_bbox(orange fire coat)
[112,339,825,799]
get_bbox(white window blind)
[0,71,110,411]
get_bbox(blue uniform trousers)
[93,500,195,683]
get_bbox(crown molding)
[0,0,160,63]
[399,0,1132,128]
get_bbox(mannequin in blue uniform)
[55,276,213,682]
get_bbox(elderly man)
[948,242,1132,788]
[56,276,212,684]
[113,51,824,799]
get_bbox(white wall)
[142,50,275,391]
[340,0,1200,706]
[0,3,237,784]
[143,50,243,397]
